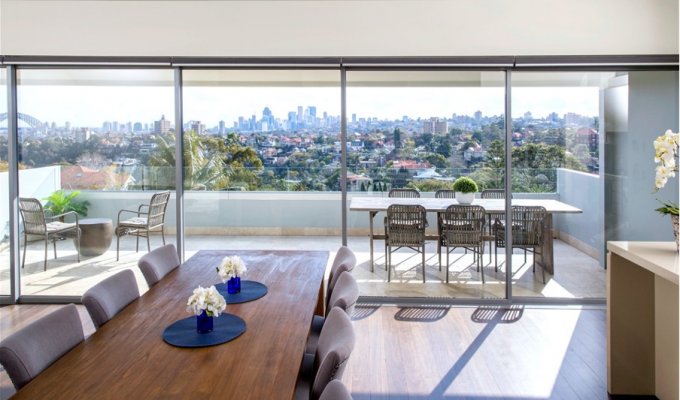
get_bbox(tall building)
[219,120,225,134]
[154,115,171,134]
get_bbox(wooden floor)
[0,304,632,400]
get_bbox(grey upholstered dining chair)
[440,205,487,283]
[0,304,84,390]
[326,246,357,306]
[319,380,353,400]
[493,205,547,283]
[81,269,140,329]
[115,190,171,261]
[295,307,356,400]
[18,197,81,271]
[306,271,359,354]
[384,204,427,283]
[138,243,181,288]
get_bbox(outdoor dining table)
[12,249,328,400]
[349,196,582,275]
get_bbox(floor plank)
[1,304,619,400]
[343,305,610,400]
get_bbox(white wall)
[0,0,677,57]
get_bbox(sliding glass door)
[181,70,342,257]
[509,71,678,299]
[345,70,507,299]
[15,68,175,296]
[0,69,8,297]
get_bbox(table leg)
[537,214,554,275]
[369,211,377,272]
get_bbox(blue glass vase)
[227,276,241,294]
[196,310,213,334]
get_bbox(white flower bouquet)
[216,256,247,281]
[186,285,227,317]
[653,129,679,216]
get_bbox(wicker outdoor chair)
[388,188,420,198]
[493,205,547,283]
[440,205,486,283]
[435,189,456,270]
[115,190,170,261]
[481,189,511,255]
[384,204,427,283]
[18,197,81,271]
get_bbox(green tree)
[393,128,402,149]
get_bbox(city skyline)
[4,85,599,129]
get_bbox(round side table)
[76,218,113,257]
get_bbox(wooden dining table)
[350,196,582,275]
[12,249,328,400]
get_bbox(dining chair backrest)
[510,205,546,247]
[19,197,47,235]
[312,307,355,400]
[326,271,359,317]
[82,269,140,329]
[319,380,353,400]
[326,246,357,306]
[0,304,84,390]
[441,205,486,246]
[435,189,456,199]
[388,188,420,198]
[481,189,511,199]
[147,191,171,229]
[138,244,181,287]
[385,204,427,247]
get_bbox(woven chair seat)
[45,221,79,236]
[118,217,148,227]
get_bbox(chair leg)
[146,234,151,252]
[494,245,498,272]
[136,235,140,253]
[421,245,425,284]
[161,229,166,245]
[44,240,48,271]
[445,246,450,283]
[387,246,391,282]
[437,241,441,271]
[116,235,120,261]
[76,229,81,263]
[479,246,485,284]
[21,233,28,269]
[53,240,57,259]
[384,241,388,271]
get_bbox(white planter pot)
[456,192,475,204]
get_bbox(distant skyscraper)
[474,110,482,121]
[219,120,225,134]
[190,121,205,134]
[133,122,143,132]
[352,113,357,123]
[297,106,303,122]
[434,119,448,134]
[154,115,171,134]
[307,106,316,117]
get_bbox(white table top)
[607,241,679,284]
[349,197,583,214]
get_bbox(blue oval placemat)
[216,280,268,304]
[163,313,246,348]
